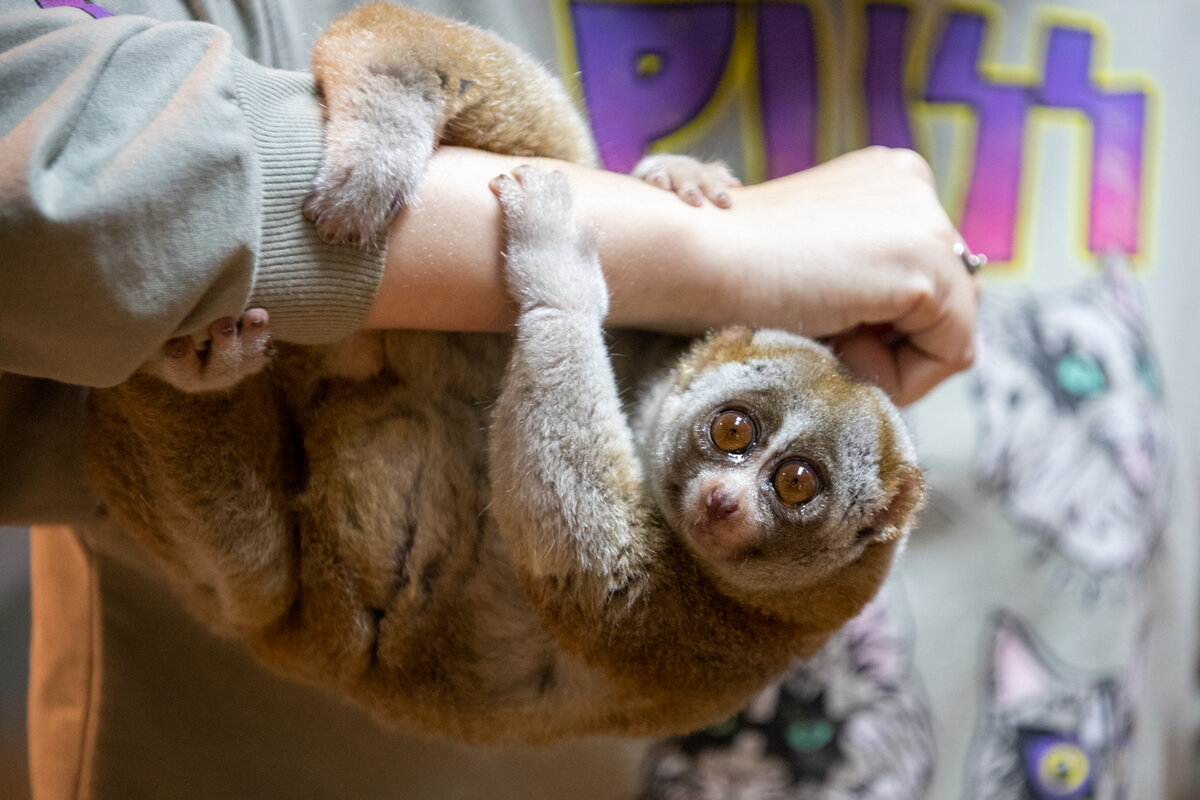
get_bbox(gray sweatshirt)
[0,0,386,523]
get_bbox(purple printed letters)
[569,1,1151,263]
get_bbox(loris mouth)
[686,518,761,561]
[682,485,759,560]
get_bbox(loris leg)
[302,4,475,245]
[302,61,440,246]
[140,308,272,393]
[85,369,298,636]
[487,166,652,592]
[303,3,596,245]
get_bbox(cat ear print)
[1097,252,1146,324]
[841,595,906,683]
[986,612,1053,711]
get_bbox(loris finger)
[632,154,741,208]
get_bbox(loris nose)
[705,488,740,520]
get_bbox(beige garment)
[27,524,646,800]
[28,527,96,800]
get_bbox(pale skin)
[186,144,975,405]
[364,145,979,406]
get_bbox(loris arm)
[487,167,653,589]
[482,159,729,583]
[484,159,738,583]
[486,168,789,720]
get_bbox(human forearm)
[371,146,977,405]
[367,147,714,334]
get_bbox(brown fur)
[83,3,923,745]
[313,3,591,162]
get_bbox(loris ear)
[863,464,925,543]
[674,326,755,388]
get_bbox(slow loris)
[83,3,924,744]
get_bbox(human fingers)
[832,244,978,406]
[852,153,978,401]
[898,240,979,366]
[867,279,976,405]
[830,332,903,402]
[832,328,963,406]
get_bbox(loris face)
[641,329,922,604]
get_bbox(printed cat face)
[640,328,923,607]
[641,590,934,799]
[965,612,1138,800]
[974,258,1171,581]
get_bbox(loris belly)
[83,2,923,745]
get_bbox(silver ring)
[954,242,987,275]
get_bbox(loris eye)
[773,460,821,507]
[710,410,757,454]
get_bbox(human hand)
[697,147,979,405]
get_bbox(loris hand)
[695,147,979,406]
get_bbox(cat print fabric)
[639,589,934,800]
[973,258,1172,594]
[963,611,1140,800]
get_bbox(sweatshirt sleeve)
[0,3,387,387]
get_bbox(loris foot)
[489,167,608,319]
[303,77,439,245]
[633,154,742,208]
[143,309,273,393]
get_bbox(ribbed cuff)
[231,57,386,345]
